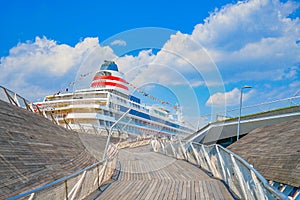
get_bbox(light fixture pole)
[103,108,131,160]
[237,86,252,141]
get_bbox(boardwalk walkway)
[96,146,234,200]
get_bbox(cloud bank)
[0,37,115,100]
[206,88,253,106]
[110,39,127,46]
[0,0,299,108]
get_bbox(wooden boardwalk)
[96,146,234,200]
[228,118,300,188]
[0,100,105,198]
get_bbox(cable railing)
[150,139,288,200]
[8,143,118,200]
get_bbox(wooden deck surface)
[228,118,300,188]
[96,146,234,200]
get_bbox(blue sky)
[1,0,300,126]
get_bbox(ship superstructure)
[36,61,194,138]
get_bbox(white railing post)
[250,170,266,199]
[149,138,287,200]
[230,154,248,200]
[216,146,227,181]
[201,145,220,177]
[196,146,207,169]
[169,142,177,158]
[190,143,201,166]
[179,141,187,160]
[161,141,166,154]
[66,171,87,200]
[28,193,35,200]
[14,93,21,107]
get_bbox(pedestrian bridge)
[10,139,287,200]
[185,104,300,145]
[92,146,233,199]
[0,85,292,199]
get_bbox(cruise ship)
[36,61,194,138]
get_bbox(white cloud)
[111,0,300,91]
[206,88,253,106]
[0,36,115,100]
[191,0,300,81]
[228,65,299,82]
[1,37,97,76]
[117,49,156,73]
[283,66,298,79]
[110,39,127,46]
[289,80,300,89]
[192,0,299,50]
[1,0,299,110]
[114,32,222,89]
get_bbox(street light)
[237,86,252,141]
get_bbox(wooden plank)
[165,180,175,200]
[190,180,195,200]
[212,181,224,200]
[181,180,187,200]
[130,181,148,199]
[96,147,234,200]
[186,180,191,200]
[168,180,179,200]
[202,180,210,199]
[143,180,159,200]
[199,180,205,199]
[177,180,184,200]
[152,179,164,200]
[164,180,174,199]
[157,179,170,200]
[194,180,200,200]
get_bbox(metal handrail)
[8,160,105,199]
[216,144,287,200]
[8,143,119,200]
[151,139,288,200]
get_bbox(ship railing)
[150,139,288,200]
[8,143,119,200]
[199,95,300,126]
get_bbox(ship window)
[96,71,112,76]
[100,61,118,71]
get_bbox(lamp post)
[237,86,252,141]
[119,118,132,141]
